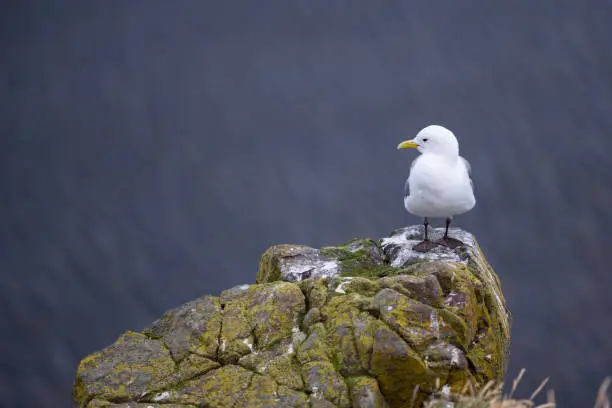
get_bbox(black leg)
[444,217,450,239]
[436,217,465,249]
[412,217,436,252]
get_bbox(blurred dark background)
[1,1,612,407]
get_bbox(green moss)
[341,264,400,279]
[331,277,380,297]
[256,245,290,283]
[348,277,380,296]
[320,238,401,279]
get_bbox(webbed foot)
[435,236,465,249]
[412,239,437,252]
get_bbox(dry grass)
[425,369,611,408]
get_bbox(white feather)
[403,125,475,218]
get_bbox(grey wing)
[461,156,474,191]
[404,158,418,197]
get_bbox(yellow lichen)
[75,234,510,408]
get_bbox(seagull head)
[397,125,459,157]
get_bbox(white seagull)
[397,125,475,252]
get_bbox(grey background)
[1,1,611,407]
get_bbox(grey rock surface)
[74,228,510,408]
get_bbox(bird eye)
[423,138,428,142]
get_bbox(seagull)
[397,125,475,252]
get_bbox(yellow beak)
[397,140,419,150]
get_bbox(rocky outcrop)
[73,226,511,408]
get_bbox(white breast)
[404,154,475,218]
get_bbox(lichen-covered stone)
[346,376,389,408]
[370,321,431,407]
[219,283,251,301]
[379,274,444,307]
[257,244,340,283]
[233,373,280,407]
[302,360,351,407]
[311,398,340,408]
[74,332,175,407]
[170,365,253,406]
[298,277,329,309]
[321,238,385,277]
[302,307,323,328]
[238,340,303,389]
[73,226,511,408]
[330,276,381,297]
[87,401,194,408]
[297,323,331,364]
[277,385,309,408]
[322,295,370,375]
[144,295,222,361]
[381,226,510,354]
[218,281,305,364]
[142,354,220,400]
[247,282,306,349]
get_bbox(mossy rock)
[73,226,511,408]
